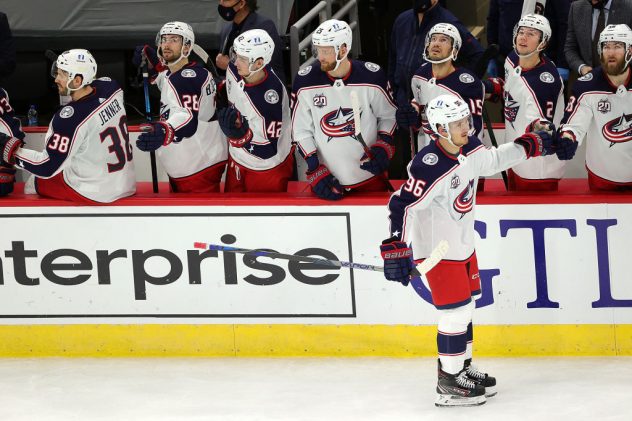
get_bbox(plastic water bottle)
[27,105,38,126]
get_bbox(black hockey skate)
[435,361,486,407]
[464,358,497,397]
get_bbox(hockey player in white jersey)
[380,94,555,406]
[220,29,294,192]
[0,87,24,197]
[291,19,397,200]
[559,24,632,191]
[397,23,486,151]
[501,13,566,190]
[134,21,228,193]
[0,49,136,203]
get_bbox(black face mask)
[589,0,606,10]
[414,0,433,13]
[218,4,238,21]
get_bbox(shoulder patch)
[578,73,593,82]
[365,62,380,72]
[422,153,438,165]
[298,66,312,76]
[181,69,197,78]
[459,73,475,84]
[59,106,74,119]
[540,72,555,83]
[264,89,280,104]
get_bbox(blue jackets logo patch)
[320,107,356,140]
[453,179,475,216]
[602,113,632,146]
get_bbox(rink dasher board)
[0,204,630,357]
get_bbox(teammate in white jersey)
[0,87,24,196]
[397,23,486,152]
[0,49,135,203]
[134,21,228,193]
[291,19,397,200]
[221,29,294,192]
[380,94,555,406]
[559,24,632,191]
[501,13,566,190]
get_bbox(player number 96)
[403,177,426,197]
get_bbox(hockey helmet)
[156,21,195,63]
[51,49,97,91]
[230,29,275,74]
[425,94,472,145]
[598,24,632,69]
[423,23,462,64]
[512,13,551,58]
[311,19,353,71]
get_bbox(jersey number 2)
[100,115,133,173]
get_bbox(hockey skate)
[464,358,497,397]
[435,361,486,407]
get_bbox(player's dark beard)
[320,60,336,72]
[601,56,626,75]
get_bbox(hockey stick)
[141,56,159,193]
[191,44,221,81]
[44,49,58,62]
[349,91,395,192]
[193,240,449,278]
[474,44,509,190]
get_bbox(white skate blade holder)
[435,393,486,407]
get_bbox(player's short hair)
[245,0,258,11]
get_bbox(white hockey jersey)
[0,88,25,140]
[291,60,397,187]
[560,68,632,183]
[14,78,136,203]
[225,63,292,170]
[503,51,566,179]
[388,136,526,261]
[411,64,486,150]
[154,62,227,178]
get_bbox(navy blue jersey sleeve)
[244,69,285,159]
[524,62,563,121]
[167,65,211,139]
[0,87,25,140]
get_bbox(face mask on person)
[414,0,433,13]
[218,1,242,21]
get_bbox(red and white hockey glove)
[483,77,504,103]
[0,132,23,166]
[306,165,343,201]
[514,131,554,158]
[360,138,395,175]
[217,107,253,148]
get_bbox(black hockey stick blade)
[191,44,221,81]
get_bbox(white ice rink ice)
[0,357,630,421]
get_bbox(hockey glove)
[514,131,554,158]
[556,133,579,161]
[132,45,165,77]
[482,77,504,103]
[526,118,554,135]
[360,139,395,175]
[0,132,23,166]
[306,165,343,200]
[217,107,253,148]
[0,165,16,197]
[137,121,175,152]
[396,103,420,130]
[380,239,414,286]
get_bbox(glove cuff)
[306,165,331,186]
[229,128,253,148]
[2,137,23,165]
[373,139,395,160]
[157,121,175,146]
